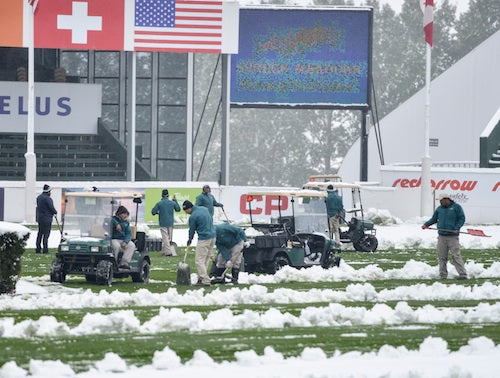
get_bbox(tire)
[265,255,289,275]
[85,275,96,283]
[96,260,113,285]
[353,234,378,252]
[131,259,150,283]
[50,257,66,283]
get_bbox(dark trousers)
[36,221,52,253]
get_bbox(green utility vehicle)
[304,181,378,252]
[240,189,342,274]
[50,191,150,285]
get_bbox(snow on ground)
[3,215,500,377]
[1,336,499,378]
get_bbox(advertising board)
[0,82,102,134]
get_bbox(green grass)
[2,247,500,371]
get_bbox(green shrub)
[0,229,30,294]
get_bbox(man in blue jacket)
[422,193,467,280]
[213,223,249,284]
[151,189,180,256]
[183,200,216,286]
[111,206,135,270]
[326,185,343,243]
[195,185,223,218]
[36,184,57,254]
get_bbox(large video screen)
[230,7,372,109]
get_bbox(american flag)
[134,0,223,53]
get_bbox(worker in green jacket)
[326,185,343,243]
[213,223,249,284]
[183,200,216,286]
[195,184,223,218]
[151,189,180,256]
[422,193,467,280]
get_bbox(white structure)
[339,30,500,183]
[337,31,500,223]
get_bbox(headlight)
[90,246,100,252]
[60,245,69,252]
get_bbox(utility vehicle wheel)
[85,275,96,283]
[323,255,342,269]
[265,255,289,274]
[353,235,378,252]
[50,258,66,283]
[96,260,113,285]
[131,259,150,283]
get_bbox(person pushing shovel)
[422,193,467,280]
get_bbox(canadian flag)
[421,0,434,47]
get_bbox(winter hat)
[182,200,193,210]
[438,193,451,201]
[43,184,51,193]
[162,189,169,197]
[327,184,334,190]
[116,205,129,216]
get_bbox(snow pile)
[364,208,403,225]
[2,301,500,339]
[1,336,499,378]
[0,221,30,238]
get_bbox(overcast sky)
[368,0,470,14]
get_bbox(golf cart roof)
[247,189,327,198]
[303,182,361,190]
[309,174,342,181]
[64,191,143,199]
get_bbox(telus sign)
[0,82,102,134]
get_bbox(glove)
[243,241,250,248]
[187,240,192,246]
[225,260,233,269]
[421,225,429,230]
[220,204,224,209]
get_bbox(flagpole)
[420,0,434,216]
[25,0,37,223]
[130,51,136,182]
[420,43,433,216]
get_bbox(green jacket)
[195,192,222,217]
[215,223,247,261]
[151,196,180,227]
[425,201,465,236]
[326,190,343,218]
[111,215,132,243]
[188,206,216,243]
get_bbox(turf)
[2,247,499,371]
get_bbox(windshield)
[293,196,329,234]
[63,195,114,239]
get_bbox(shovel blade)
[176,262,191,285]
[466,228,490,237]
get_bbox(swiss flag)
[34,0,124,50]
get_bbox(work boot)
[231,269,240,284]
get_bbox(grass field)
[2,247,500,372]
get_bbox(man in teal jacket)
[213,223,249,284]
[195,185,223,218]
[151,189,180,256]
[326,185,343,243]
[183,200,216,286]
[111,206,135,270]
[422,193,467,280]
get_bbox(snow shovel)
[54,215,65,242]
[221,208,231,223]
[176,246,191,285]
[427,227,490,237]
[211,267,230,284]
